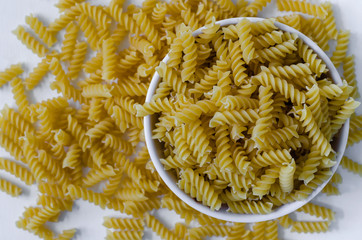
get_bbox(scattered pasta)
[0,0,360,239]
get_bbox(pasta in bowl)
[140,17,357,222]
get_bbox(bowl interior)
[144,17,349,222]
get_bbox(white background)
[0,0,362,239]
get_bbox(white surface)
[0,0,361,239]
[144,17,349,223]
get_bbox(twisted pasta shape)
[56,0,85,12]
[191,60,230,95]
[26,206,61,230]
[210,109,259,127]
[115,187,148,201]
[161,193,195,224]
[306,84,323,127]
[135,98,175,117]
[83,165,116,187]
[67,115,90,151]
[295,106,332,156]
[236,19,255,64]
[297,203,335,221]
[67,184,109,209]
[67,41,88,79]
[111,105,143,132]
[279,159,296,193]
[252,149,292,167]
[252,72,306,106]
[253,30,283,49]
[0,133,24,162]
[181,8,199,31]
[276,14,302,31]
[252,85,273,144]
[221,95,259,110]
[145,214,178,240]
[78,14,100,51]
[215,0,236,16]
[227,200,273,214]
[77,2,111,30]
[133,10,161,50]
[341,156,362,176]
[330,98,360,136]
[343,55,359,99]
[321,182,339,195]
[25,14,56,47]
[264,125,299,149]
[103,217,144,230]
[297,39,327,76]
[250,19,278,35]
[322,2,338,40]
[62,143,81,169]
[156,62,187,95]
[57,229,77,240]
[175,100,217,123]
[215,125,234,171]
[185,121,212,165]
[115,154,142,183]
[86,118,114,140]
[38,150,70,187]
[304,18,329,51]
[25,57,49,90]
[179,26,197,83]
[277,0,327,18]
[246,0,272,17]
[298,146,322,184]
[123,198,161,216]
[253,167,280,197]
[251,221,266,240]
[256,39,296,63]
[0,64,24,87]
[0,178,22,197]
[10,78,30,119]
[265,220,278,240]
[291,221,330,233]
[82,84,112,98]
[262,63,312,80]
[38,182,68,199]
[48,5,80,33]
[0,158,34,185]
[330,30,350,68]
[106,230,143,240]
[12,26,48,57]
[179,168,222,210]
[229,41,248,85]
[102,38,118,81]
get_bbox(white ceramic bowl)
[144,17,349,222]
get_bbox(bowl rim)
[144,17,349,223]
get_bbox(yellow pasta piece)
[12,26,48,57]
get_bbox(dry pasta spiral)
[291,221,330,233]
[236,19,255,64]
[12,26,48,57]
[330,30,350,68]
[25,14,56,47]
[246,0,272,17]
[67,41,88,80]
[179,168,222,210]
[277,0,327,19]
[0,158,34,185]
[0,64,24,88]
[0,178,22,197]
[295,106,332,156]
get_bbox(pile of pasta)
[0,0,361,239]
[137,17,360,213]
